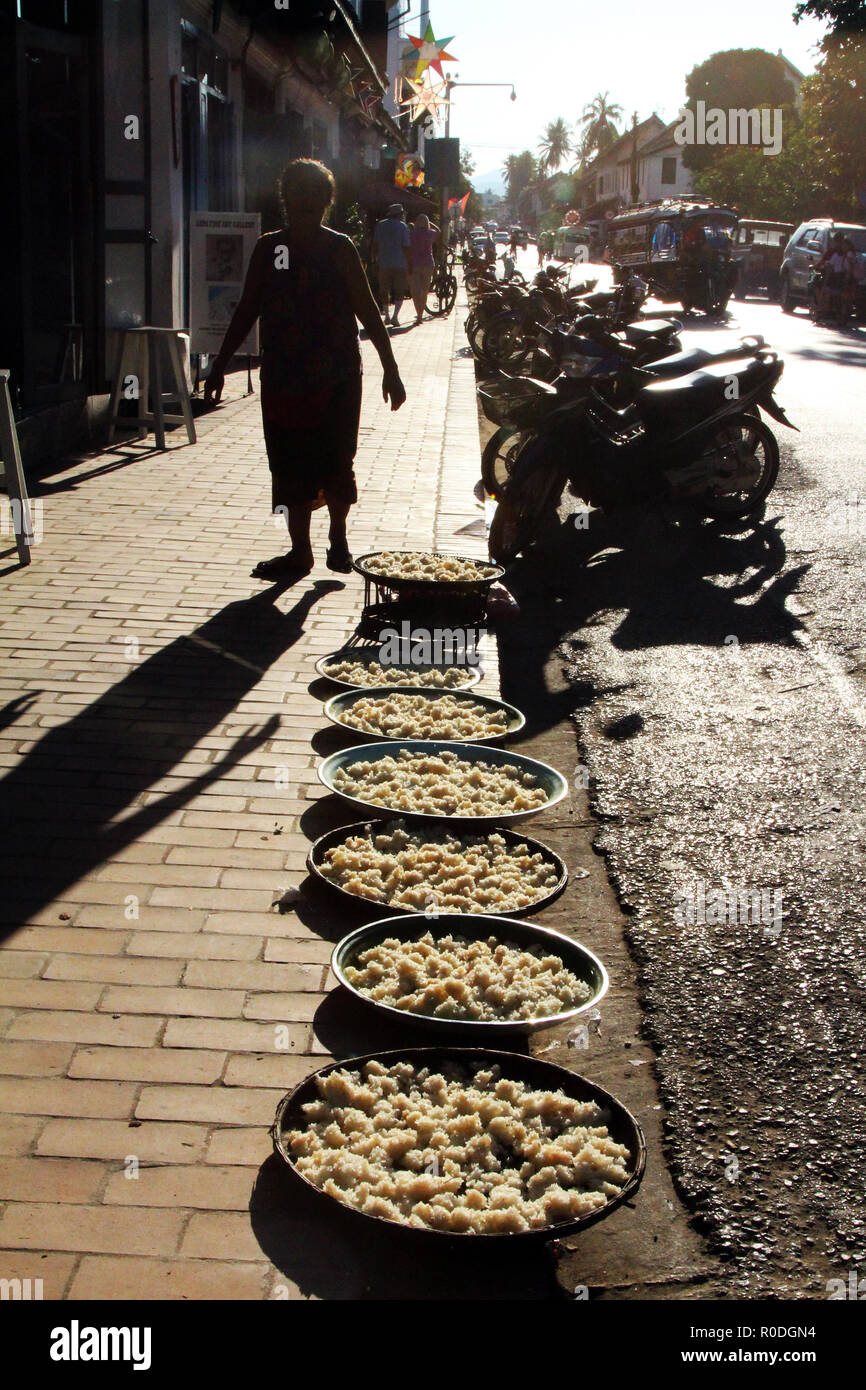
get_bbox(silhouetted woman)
[206,159,406,577]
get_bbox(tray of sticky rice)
[317,740,568,824]
[306,817,567,916]
[331,913,608,1037]
[323,686,525,745]
[353,550,505,599]
[315,648,481,692]
[272,1047,645,1242]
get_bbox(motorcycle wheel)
[487,436,567,562]
[482,316,532,370]
[480,428,533,498]
[701,414,780,520]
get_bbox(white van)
[553,225,590,262]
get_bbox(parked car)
[732,220,794,300]
[494,230,510,245]
[779,219,866,315]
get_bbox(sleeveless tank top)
[257,227,361,401]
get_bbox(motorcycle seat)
[637,355,777,427]
[623,319,678,343]
[635,337,768,380]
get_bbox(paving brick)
[0,1250,77,1299]
[183,960,325,992]
[43,954,183,986]
[0,1077,136,1119]
[0,1115,44,1156]
[126,930,261,961]
[0,1157,107,1204]
[0,952,47,978]
[243,992,324,1023]
[136,1085,284,1129]
[68,1046,225,1084]
[223,1054,321,1090]
[98,984,245,1019]
[205,1128,276,1167]
[103,1164,253,1210]
[0,979,103,1011]
[7,1011,162,1047]
[36,1118,207,1164]
[3,926,130,955]
[180,1211,267,1262]
[0,1040,75,1077]
[263,938,334,965]
[204,911,318,939]
[69,1255,269,1300]
[0,1202,183,1257]
[163,1017,307,1054]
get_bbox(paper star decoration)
[405,23,457,81]
[399,75,450,123]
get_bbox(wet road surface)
[505,270,866,1295]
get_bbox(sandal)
[326,545,353,574]
[251,552,313,580]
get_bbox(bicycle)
[427,251,458,317]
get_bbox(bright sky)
[423,0,829,181]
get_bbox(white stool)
[107,327,196,450]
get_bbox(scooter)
[487,348,796,564]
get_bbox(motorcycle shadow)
[495,506,808,739]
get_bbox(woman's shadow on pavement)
[0,578,343,940]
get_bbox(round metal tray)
[353,551,505,598]
[315,649,482,692]
[331,912,608,1037]
[306,817,568,917]
[317,739,568,825]
[272,1046,646,1245]
[323,686,525,745]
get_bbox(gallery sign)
[189,211,261,356]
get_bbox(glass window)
[661,156,677,185]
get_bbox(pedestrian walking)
[372,203,411,326]
[408,213,440,325]
[205,159,406,579]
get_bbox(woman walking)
[408,213,439,325]
[206,159,406,578]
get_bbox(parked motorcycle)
[486,347,795,563]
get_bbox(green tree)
[538,118,572,173]
[577,92,623,162]
[681,49,800,172]
[502,150,537,203]
[692,34,866,221]
[794,0,866,33]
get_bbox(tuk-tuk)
[731,219,794,300]
[607,199,738,316]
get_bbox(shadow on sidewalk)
[495,509,806,742]
[0,579,343,939]
[249,1153,557,1300]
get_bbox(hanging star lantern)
[405,23,457,81]
[399,75,450,124]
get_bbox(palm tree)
[577,92,623,164]
[537,118,572,174]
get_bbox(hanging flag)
[448,191,470,214]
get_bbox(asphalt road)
[503,250,866,1296]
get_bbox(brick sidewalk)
[0,297,502,1299]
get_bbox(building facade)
[2,0,407,466]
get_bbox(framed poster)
[189,211,261,356]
